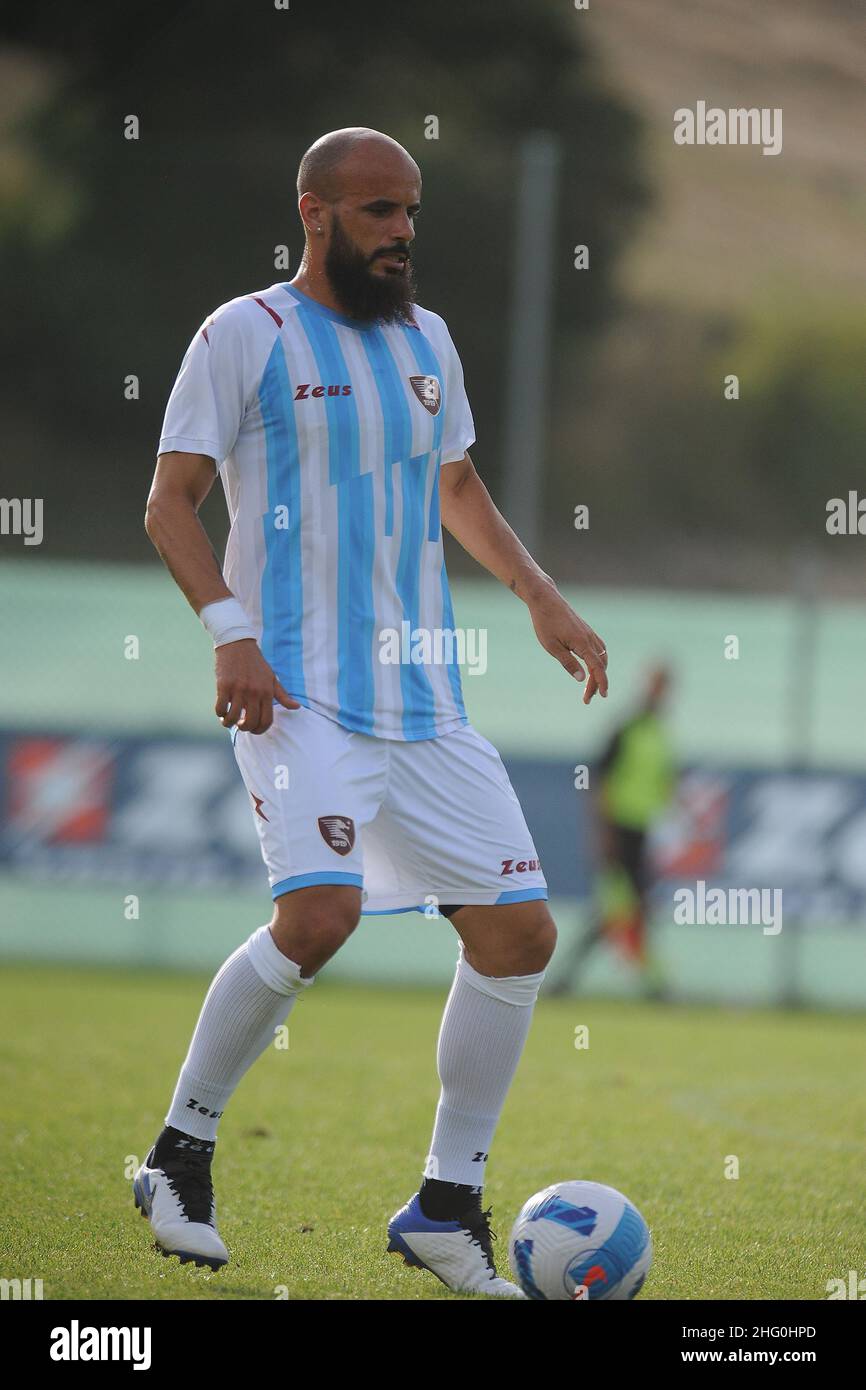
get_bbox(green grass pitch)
[1,963,862,1300]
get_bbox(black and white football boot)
[133,1128,228,1271]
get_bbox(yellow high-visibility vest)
[602,714,675,830]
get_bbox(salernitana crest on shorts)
[409,375,441,415]
[317,815,356,856]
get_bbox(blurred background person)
[555,665,676,997]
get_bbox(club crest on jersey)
[318,815,356,856]
[409,375,441,415]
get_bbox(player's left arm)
[439,452,608,703]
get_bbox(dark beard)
[324,215,417,325]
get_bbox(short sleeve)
[439,325,476,466]
[158,309,247,466]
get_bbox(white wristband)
[199,596,257,649]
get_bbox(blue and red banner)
[1,730,866,920]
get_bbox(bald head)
[297,127,420,203]
[292,127,421,324]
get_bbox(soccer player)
[138,127,608,1296]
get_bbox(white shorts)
[231,704,548,915]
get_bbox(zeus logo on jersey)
[500,857,541,875]
[294,383,353,399]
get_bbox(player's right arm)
[145,450,299,735]
[145,450,229,611]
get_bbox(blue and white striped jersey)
[158,282,475,740]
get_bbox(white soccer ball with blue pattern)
[508,1180,652,1300]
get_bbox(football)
[509,1180,652,1300]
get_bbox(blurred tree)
[0,0,649,560]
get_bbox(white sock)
[425,944,545,1188]
[165,925,313,1142]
